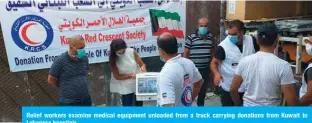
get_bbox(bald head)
[198,18,209,28]
[157,32,178,54]
[69,35,84,47]
[158,32,175,42]
[69,35,85,54]
[198,18,209,23]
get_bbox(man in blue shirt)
[48,35,91,106]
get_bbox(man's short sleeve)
[213,46,226,60]
[280,64,296,85]
[191,63,202,83]
[158,75,175,105]
[49,58,62,79]
[185,36,192,49]
[235,58,246,76]
[304,68,312,83]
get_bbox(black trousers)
[219,87,244,106]
[121,93,143,106]
[197,67,211,106]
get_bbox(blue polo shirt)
[49,52,90,104]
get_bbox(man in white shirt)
[299,36,312,106]
[230,23,299,106]
[211,20,258,106]
[157,32,203,106]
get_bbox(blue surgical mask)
[228,35,239,44]
[116,53,123,57]
[199,27,208,35]
[225,30,228,35]
[75,49,86,59]
[160,57,165,63]
[306,43,312,56]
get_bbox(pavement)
[193,92,222,106]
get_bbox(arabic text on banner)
[0,0,186,72]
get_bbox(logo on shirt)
[183,74,190,88]
[162,93,167,99]
[181,86,192,106]
[11,15,53,52]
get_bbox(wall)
[227,1,312,20]
[0,1,220,122]
[226,1,246,20]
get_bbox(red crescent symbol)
[21,22,40,45]
[185,90,191,102]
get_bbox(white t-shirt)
[235,52,295,106]
[157,55,202,106]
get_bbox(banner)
[0,0,186,72]
[22,107,312,123]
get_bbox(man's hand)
[230,74,244,106]
[214,73,223,86]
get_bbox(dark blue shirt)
[49,52,90,104]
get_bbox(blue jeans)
[122,93,143,106]
[59,96,92,106]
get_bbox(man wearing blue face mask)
[210,20,259,106]
[300,36,312,106]
[48,35,92,106]
[183,18,213,106]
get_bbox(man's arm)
[300,68,312,105]
[211,58,223,85]
[282,84,299,106]
[183,48,190,58]
[183,36,192,58]
[211,46,225,85]
[48,75,58,88]
[48,59,62,88]
[230,74,244,106]
[300,81,312,105]
[190,62,203,101]
[210,57,221,76]
[192,79,203,101]
[280,64,299,106]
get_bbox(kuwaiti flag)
[149,9,184,38]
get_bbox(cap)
[257,23,279,39]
